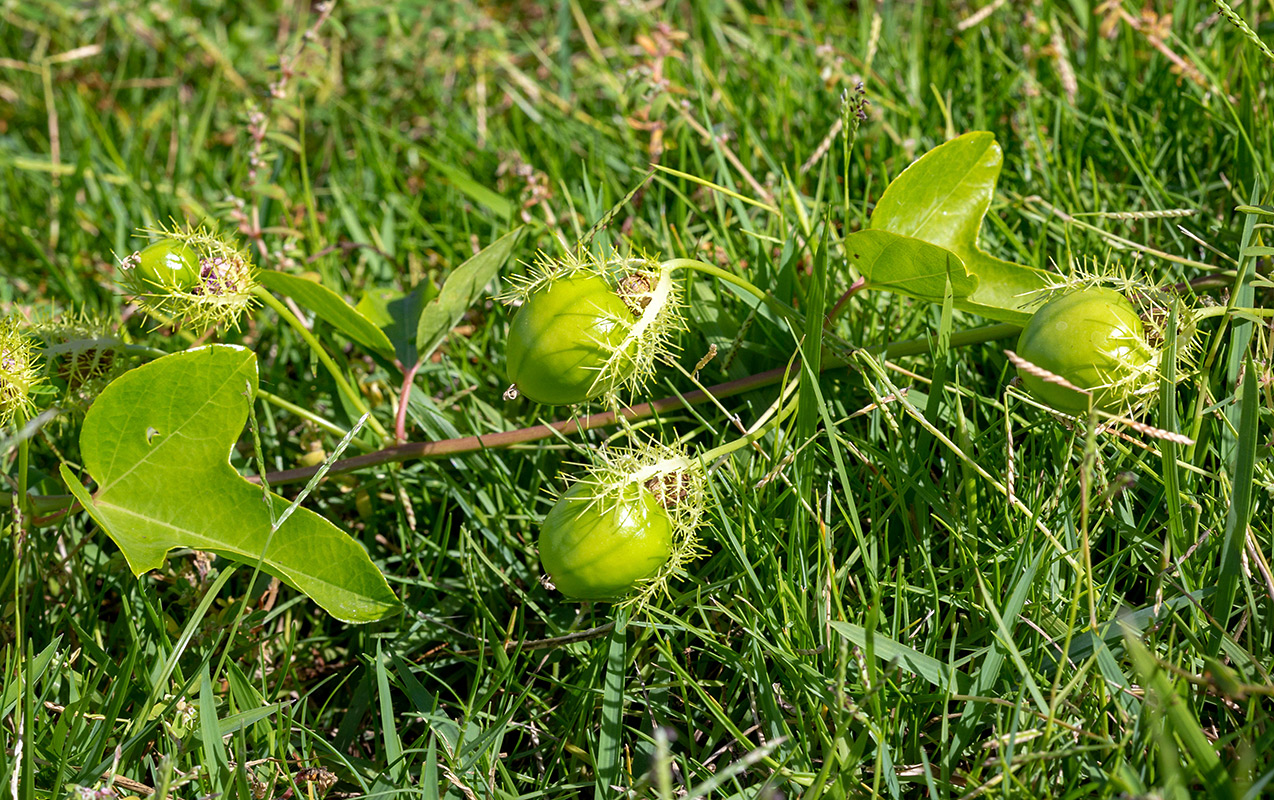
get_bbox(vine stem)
[12,404,31,537]
[257,388,370,447]
[1193,305,1274,320]
[251,287,390,441]
[248,321,1021,488]
[395,361,421,444]
[628,383,802,485]
[20,322,1022,518]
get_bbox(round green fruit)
[1016,287,1152,414]
[506,275,634,405]
[539,482,673,600]
[135,238,200,291]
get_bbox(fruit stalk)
[16,406,30,528]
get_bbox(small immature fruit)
[1016,287,1152,414]
[135,238,201,291]
[539,482,673,600]
[506,275,635,405]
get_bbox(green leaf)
[846,228,978,304]
[218,703,284,737]
[356,285,431,367]
[63,345,401,623]
[1211,356,1260,635]
[257,271,395,359]
[417,152,515,220]
[415,227,523,364]
[870,131,1050,323]
[831,621,972,694]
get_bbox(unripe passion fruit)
[1016,287,1152,414]
[135,238,200,291]
[539,482,673,600]
[505,275,635,405]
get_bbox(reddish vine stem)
[250,322,1023,488]
[251,366,792,487]
[825,276,868,326]
[26,323,1022,520]
[395,360,421,444]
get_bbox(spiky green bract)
[1022,264,1201,415]
[0,314,41,429]
[506,274,635,405]
[117,224,258,332]
[555,438,707,611]
[502,248,686,406]
[34,311,128,411]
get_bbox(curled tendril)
[0,314,41,429]
[559,438,707,610]
[502,247,687,406]
[117,223,258,332]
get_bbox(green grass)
[2,0,1273,797]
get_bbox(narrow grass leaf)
[1210,357,1260,641]
[830,622,973,694]
[256,271,395,359]
[1124,628,1238,800]
[596,613,627,796]
[946,545,1043,766]
[375,642,404,784]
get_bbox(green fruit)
[539,482,673,600]
[1016,287,1152,414]
[506,275,634,405]
[135,238,200,291]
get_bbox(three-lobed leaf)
[62,345,400,623]
[868,131,1051,323]
[845,229,978,304]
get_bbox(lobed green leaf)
[63,345,401,623]
[869,131,1051,322]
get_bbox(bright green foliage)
[868,132,1052,322]
[257,271,396,358]
[505,274,634,405]
[4,2,1272,798]
[846,228,978,303]
[539,482,673,599]
[64,345,400,623]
